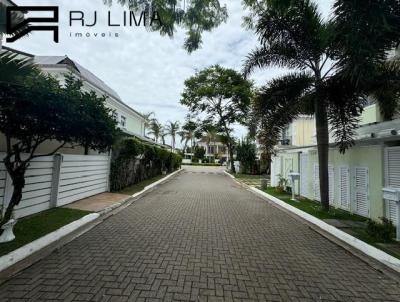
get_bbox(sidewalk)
[64,193,131,212]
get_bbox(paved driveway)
[0,167,399,301]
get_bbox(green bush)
[366,217,396,243]
[110,138,182,191]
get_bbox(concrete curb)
[225,171,400,274]
[98,169,182,215]
[0,213,100,272]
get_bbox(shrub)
[366,217,396,243]
[110,138,182,191]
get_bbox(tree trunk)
[0,166,26,236]
[228,144,235,173]
[315,98,330,211]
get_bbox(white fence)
[0,153,111,218]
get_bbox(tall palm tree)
[178,119,202,153]
[160,127,167,145]
[148,119,163,143]
[203,125,218,157]
[165,121,180,151]
[243,0,400,211]
[143,112,154,137]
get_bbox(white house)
[0,46,147,218]
[0,46,146,154]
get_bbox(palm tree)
[148,119,163,143]
[204,126,218,157]
[160,128,167,145]
[178,119,198,153]
[143,112,154,137]
[165,121,180,151]
[243,0,400,211]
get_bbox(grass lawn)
[263,188,400,259]
[264,188,366,221]
[0,208,91,257]
[118,173,171,195]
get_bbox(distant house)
[0,46,146,154]
[197,137,229,161]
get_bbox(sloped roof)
[3,46,144,119]
[34,56,122,102]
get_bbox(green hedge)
[110,138,182,191]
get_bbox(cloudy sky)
[6,0,334,143]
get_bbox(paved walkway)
[0,167,399,301]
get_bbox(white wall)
[0,153,111,218]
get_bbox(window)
[112,111,118,121]
[120,116,126,128]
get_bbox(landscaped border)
[0,213,99,272]
[225,171,400,274]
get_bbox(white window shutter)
[339,166,350,210]
[313,164,333,203]
[384,147,400,223]
[354,167,369,217]
[300,154,308,198]
[329,165,334,205]
[314,164,320,201]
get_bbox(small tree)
[181,65,253,172]
[0,53,118,233]
[237,139,257,174]
[193,146,206,162]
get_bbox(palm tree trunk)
[315,98,330,211]
[228,143,235,173]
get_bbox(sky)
[5,0,335,145]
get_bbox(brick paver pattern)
[1,167,400,301]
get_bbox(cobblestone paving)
[0,167,399,301]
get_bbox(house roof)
[2,46,145,120]
[34,55,122,102]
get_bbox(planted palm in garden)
[165,121,180,151]
[181,65,253,173]
[148,119,163,143]
[178,118,202,153]
[243,0,400,210]
[0,53,118,235]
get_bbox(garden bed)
[263,187,400,259]
[118,173,174,195]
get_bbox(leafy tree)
[193,146,206,162]
[106,0,228,53]
[181,65,253,172]
[148,118,163,143]
[165,121,180,151]
[0,53,118,233]
[243,0,400,210]
[236,139,257,174]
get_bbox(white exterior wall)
[40,66,145,137]
[0,153,111,218]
